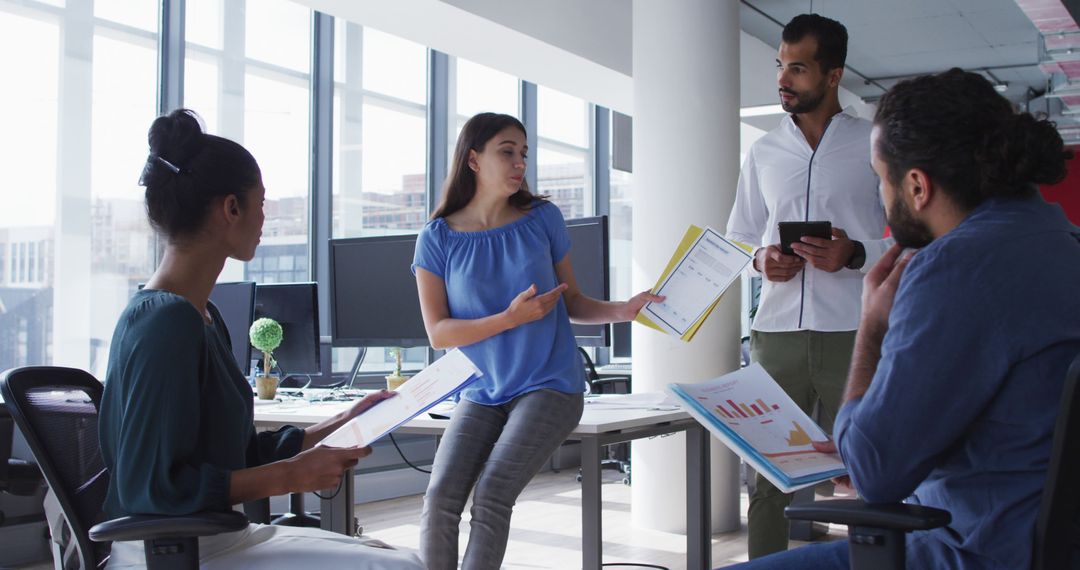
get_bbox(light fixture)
[993,82,1009,93]
[740,104,785,117]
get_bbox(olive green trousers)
[746,329,856,559]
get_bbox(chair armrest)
[785,499,951,531]
[89,511,248,542]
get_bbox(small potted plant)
[385,347,409,391]
[249,317,283,400]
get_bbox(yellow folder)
[634,225,754,342]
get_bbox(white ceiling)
[739,0,1048,108]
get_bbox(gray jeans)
[419,388,584,570]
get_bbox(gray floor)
[6,470,846,569]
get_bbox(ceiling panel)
[739,0,1057,112]
[963,7,1041,47]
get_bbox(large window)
[0,1,625,378]
[537,86,592,219]
[332,23,429,376]
[0,6,58,375]
[454,57,519,134]
[333,25,427,239]
[186,0,313,285]
[0,3,160,377]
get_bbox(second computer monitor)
[566,215,610,347]
[252,282,321,376]
[329,234,429,348]
[207,281,256,375]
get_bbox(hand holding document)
[320,349,481,448]
[667,363,846,493]
[636,226,752,341]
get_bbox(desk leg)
[320,467,355,536]
[581,436,603,570]
[686,425,711,570]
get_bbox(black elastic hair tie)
[154,155,182,174]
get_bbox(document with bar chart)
[667,363,846,492]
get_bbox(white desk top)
[252,391,689,436]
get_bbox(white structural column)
[631,0,742,534]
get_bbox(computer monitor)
[141,281,257,375]
[207,282,257,374]
[612,320,632,359]
[253,282,321,376]
[566,215,610,347]
[329,235,429,348]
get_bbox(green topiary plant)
[389,347,404,377]
[249,317,283,377]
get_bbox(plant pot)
[255,374,280,400]
[385,374,409,391]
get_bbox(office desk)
[254,394,713,570]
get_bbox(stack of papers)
[636,225,752,342]
[667,364,846,493]
[321,349,481,448]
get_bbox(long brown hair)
[431,112,547,219]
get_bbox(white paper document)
[642,227,751,337]
[667,363,846,493]
[320,349,481,448]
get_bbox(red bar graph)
[720,398,783,418]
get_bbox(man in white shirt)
[725,14,890,558]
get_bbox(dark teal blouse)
[99,289,304,518]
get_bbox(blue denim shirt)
[835,196,1080,569]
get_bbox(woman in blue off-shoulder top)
[412,112,662,570]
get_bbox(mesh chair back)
[0,366,111,569]
[1034,352,1080,570]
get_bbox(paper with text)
[320,349,481,448]
[668,363,846,493]
[640,226,751,338]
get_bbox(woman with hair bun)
[98,109,423,569]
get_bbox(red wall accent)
[1041,147,1080,226]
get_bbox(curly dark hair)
[874,68,1071,211]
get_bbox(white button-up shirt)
[726,109,890,333]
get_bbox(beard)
[780,81,827,114]
[887,194,934,249]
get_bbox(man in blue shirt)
[729,70,1080,569]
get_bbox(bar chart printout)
[667,363,846,492]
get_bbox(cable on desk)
[388,433,431,474]
[313,478,343,500]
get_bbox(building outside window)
[537,86,593,220]
[331,23,429,376]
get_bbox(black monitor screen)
[207,281,256,375]
[329,235,429,348]
[253,282,321,376]
[566,215,610,347]
[612,320,631,358]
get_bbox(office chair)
[0,366,247,570]
[577,347,632,485]
[786,351,1080,570]
[0,403,44,501]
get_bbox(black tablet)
[778,221,832,255]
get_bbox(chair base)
[270,511,321,527]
